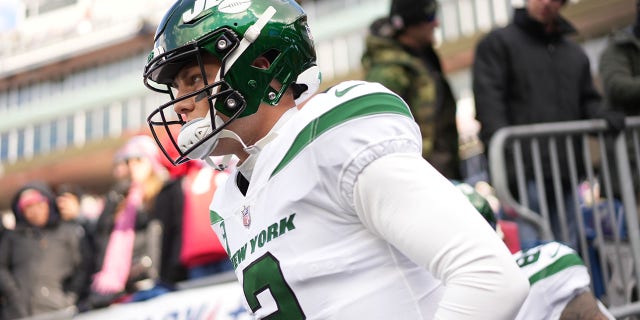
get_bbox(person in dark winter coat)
[54,184,96,312]
[0,182,88,319]
[599,0,640,115]
[472,0,604,249]
[473,0,603,154]
[361,0,461,180]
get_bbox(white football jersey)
[515,241,613,320]
[210,81,445,319]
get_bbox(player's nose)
[173,94,196,119]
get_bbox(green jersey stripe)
[210,210,224,225]
[528,254,584,285]
[270,92,412,177]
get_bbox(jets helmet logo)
[183,0,252,23]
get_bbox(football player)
[455,182,615,320]
[142,1,529,318]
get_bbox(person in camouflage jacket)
[361,0,461,180]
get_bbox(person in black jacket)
[54,184,95,312]
[472,0,604,249]
[0,182,88,319]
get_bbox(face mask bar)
[147,79,247,165]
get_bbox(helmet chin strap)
[204,127,277,172]
[202,129,251,171]
[177,6,278,167]
[206,102,296,173]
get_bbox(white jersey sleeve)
[353,152,530,320]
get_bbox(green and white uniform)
[210,81,527,319]
[515,241,614,320]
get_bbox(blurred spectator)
[0,218,6,246]
[361,0,461,180]
[0,182,88,319]
[91,141,134,251]
[56,184,96,232]
[54,184,96,312]
[88,135,168,308]
[472,0,605,249]
[155,146,233,286]
[599,0,640,116]
[0,218,6,318]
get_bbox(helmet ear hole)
[262,49,280,62]
[252,56,271,70]
[252,49,280,70]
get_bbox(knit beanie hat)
[18,189,47,211]
[389,0,438,29]
[115,135,166,176]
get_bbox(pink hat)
[115,135,159,161]
[115,135,166,175]
[18,189,47,211]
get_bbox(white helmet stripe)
[225,6,277,68]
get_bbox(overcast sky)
[0,0,18,32]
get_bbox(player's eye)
[191,74,203,85]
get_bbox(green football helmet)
[143,0,320,165]
[454,181,497,230]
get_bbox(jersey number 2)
[243,252,306,319]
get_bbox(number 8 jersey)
[209,81,445,319]
[514,241,614,320]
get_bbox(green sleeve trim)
[270,92,412,178]
[528,253,585,286]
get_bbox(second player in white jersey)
[455,182,615,320]
[515,242,614,320]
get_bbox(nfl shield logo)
[241,206,251,228]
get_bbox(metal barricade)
[488,117,640,318]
